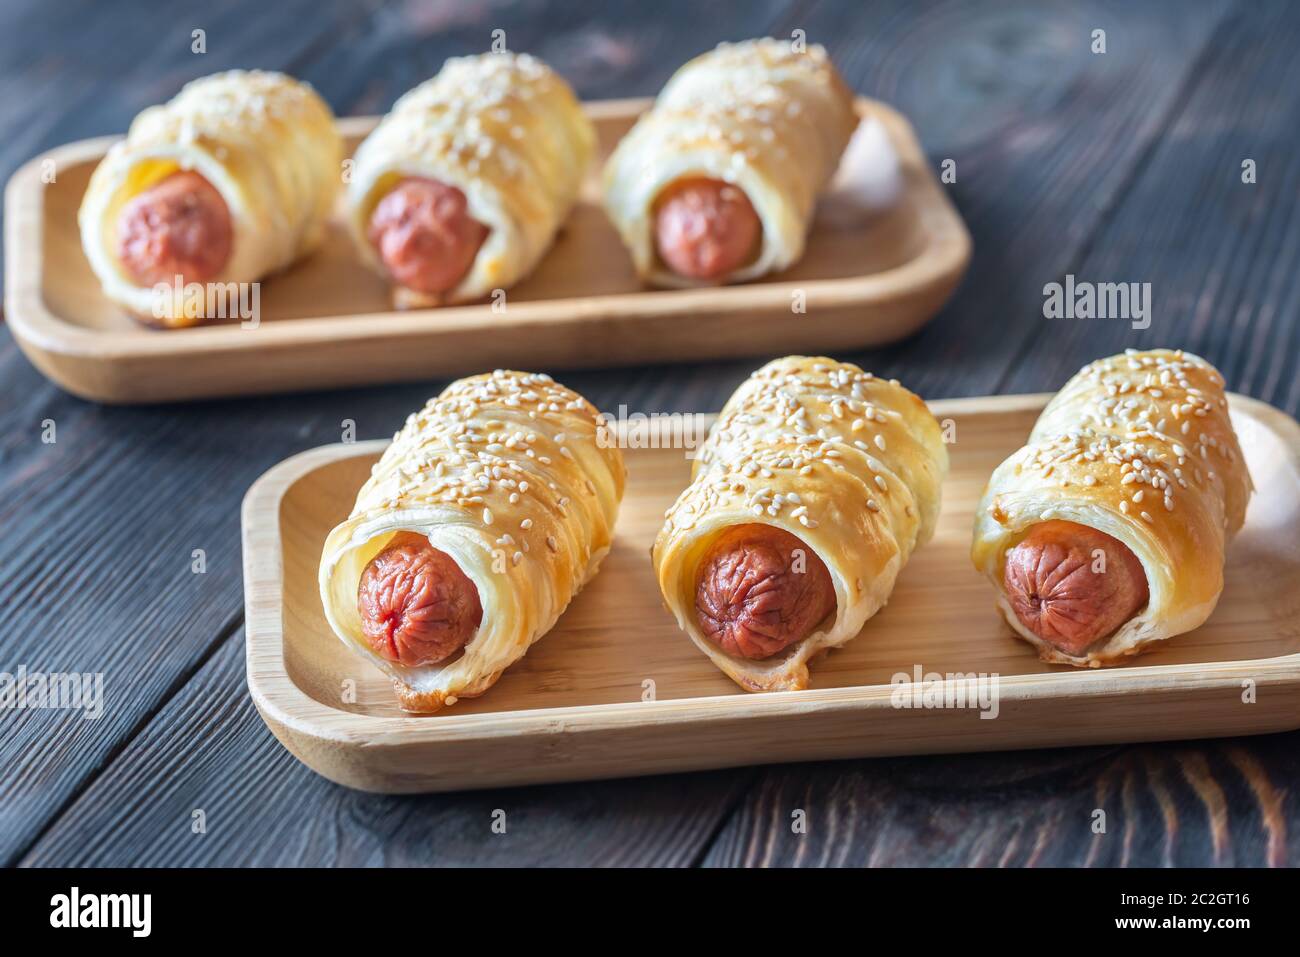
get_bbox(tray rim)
[242,391,1300,749]
[4,96,971,377]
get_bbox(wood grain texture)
[19,634,757,867]
[3,0,1300,867]
[1000,0,1300,416]
[772,0,1241,402]
[0,0,799,866]
[700,737,1298,866]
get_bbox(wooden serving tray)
[242,393,1300,794]
[4,97,969,404]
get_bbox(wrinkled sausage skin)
[695,524,837,660]
[653,177,760,280]
[116,171,233,286]
[357,532,483,667]
[1003,520,1149,656]
[367,177,488,295]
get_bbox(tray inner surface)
[277,402,1300,720]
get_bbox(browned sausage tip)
[357,532,483,667]
[694,523,836,660]
[1003,520,1149,656]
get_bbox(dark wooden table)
[2,0,1297,867]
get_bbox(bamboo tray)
[242,392,1300,793]
[5,97,969,405]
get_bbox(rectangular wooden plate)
[242,392,1300,794]
[4,97,969,405]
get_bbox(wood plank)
[999,0,1300,414]
[0,0,799,866]
[0,0,411,864]
[815,0,1237,397]
[10,0,1300,870]
[542,0,1240,418]
[298,0,796,114]
[707,0,1300,868]
[18,630,755,866]
[700,737,1298,866]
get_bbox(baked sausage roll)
[971,349,1253,667]
[346,52,595,308]
[653,356,948,691]
[79,70,341,327]
[319,370,625,713]
[602,38,858,287]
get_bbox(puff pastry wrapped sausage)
[347,53,595,307]
[319,370,625,713]
[653,356,948,691]
[79,70,341,327]
[603,38,858,286]
[971,349,1252,667]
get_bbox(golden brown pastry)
[653,356,948,691]
[971,349,1252,666]
[79,70,341,327]
[346,52,595,307]
[319,370,626,712]
[603,38,858,287]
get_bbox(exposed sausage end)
[357,532,483,667]
[1003,520,1149,656]
[653,177,760,280]
[367,177,488,295]
[694,523,837,660]
[116,170,233,287]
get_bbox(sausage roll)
[79,70,341,327]
[319,370,625,713]
[602,38,858,287]
[971,349,1253,667]
[347,52,595,308]
[653,356,948,691]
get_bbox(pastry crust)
[78,70,341,327]
[318,370,626,712]
[347,52,595,306]
[603,38,858,287]
[971,349,1253,666]
[653,356,948,691]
